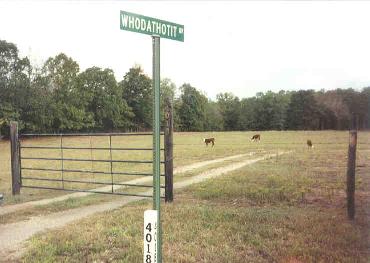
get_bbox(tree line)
[1,39,369,136]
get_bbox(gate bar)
[20,146,164,151]
[21,132,164,137]
[21,157,165,164]
[21,177,165,188]
[21,167,165,177]
[21,185,164,198]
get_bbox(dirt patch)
[173,152,258,174]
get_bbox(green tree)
[253,92,276,130]
[0,103,20,136]
[338,88,368,129]
[216,92,241,131]
[172,98,181,131]
[77,67,133,131]
[119,66,152,130]
[160,78,176,125]
[0,40,31,134]
[271,90,291,130]
[360,87,370,129]
[239,97,258,130]
[160,78,176,103]
[41,53,93,131]
[204,101,224,131]
[314,90,339,130]
[239,91,291,131]
[177,84,207,131]
[286,90,320,130]
[20,76,55,132]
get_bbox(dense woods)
[0,39,369,135]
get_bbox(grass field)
[0,131,369,262]
[0,131,311,204]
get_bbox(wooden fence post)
[10,121,21,195]
[346,114,357,220]
[164,99,174,202]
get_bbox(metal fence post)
[165,99,174,202]
[10,121,21,195]
[347,113,357,220]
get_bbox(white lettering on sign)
[129,16,135,28]
[144,210,157,263]
[146,21,152,32]
[161,24,166,35]
[155,22,161,35]
[141,19,146,31]
[166,24,171,35]
[173,25,177,37]
[135,17,140,29]
[152,21,157,34]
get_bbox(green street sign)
[120,10,184,42]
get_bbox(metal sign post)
[120,10,183,263]
[152,35,162,263]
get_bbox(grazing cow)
[251,134,260,142]
[203,138,215,147]
[307,139,314,149]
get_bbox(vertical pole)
[90,136,94,178]
[60,135,64,189]
[19,133,22,187]
[152,35,162,263]
[347,113,357,220]
[10,121,21,195]
[109,135,114,193]
[165,98,174,202]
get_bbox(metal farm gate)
[9,105,174,202]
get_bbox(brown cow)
[307,139,314,149]
[203,138,215,147]
[251,134,260,142]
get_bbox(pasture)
[0,131,302,204]
[0,131,369,262]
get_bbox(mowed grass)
[20,131,370,262]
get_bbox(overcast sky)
[1,1,370,99]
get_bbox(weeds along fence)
[10,120,174,202]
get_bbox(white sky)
[1,1,370,99]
